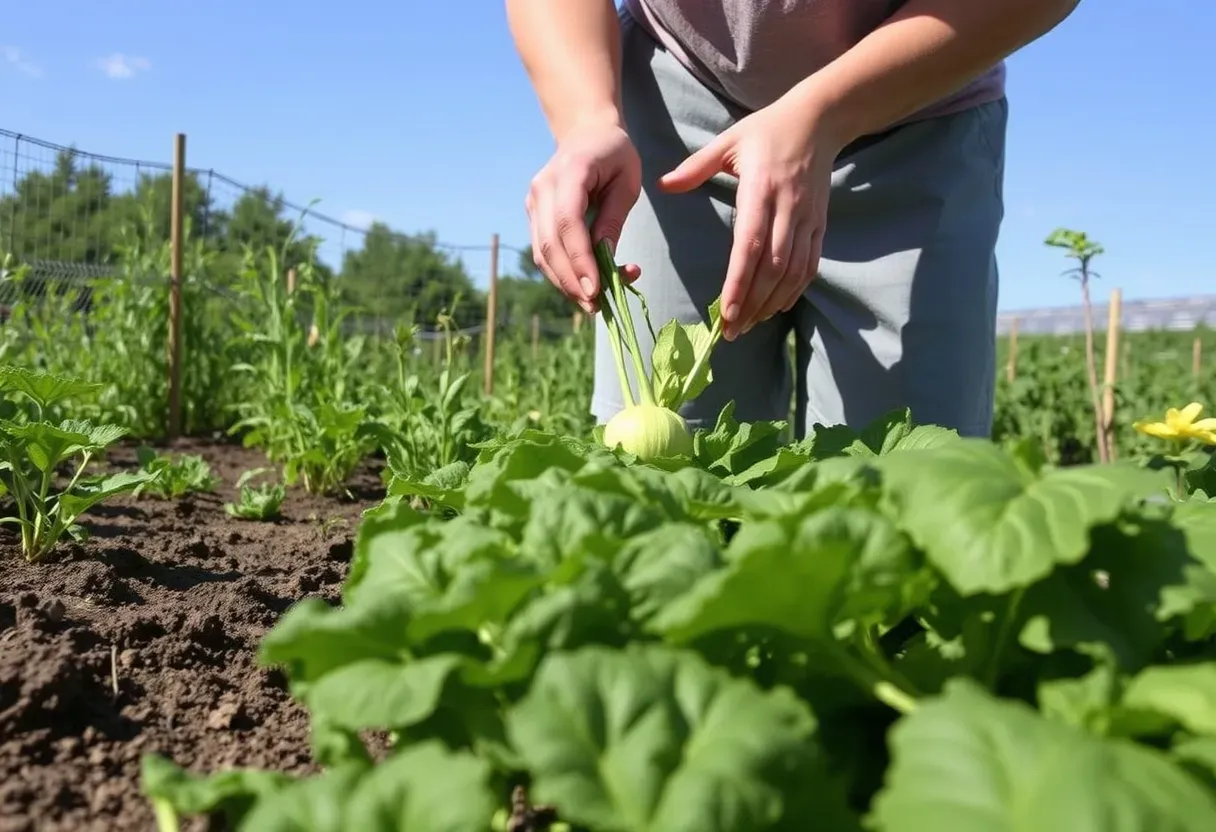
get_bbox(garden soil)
[0,438,386,831]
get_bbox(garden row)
[137,401,1216,830]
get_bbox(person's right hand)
[525,120,642,314]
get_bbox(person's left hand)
[657,88,846,341]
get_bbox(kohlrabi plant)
[592,240,723,461]
[0,365,154,562]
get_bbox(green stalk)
[677,314,724,405]
[151,797,180,832]
[982,587,1025,689]
[597,292,636,409]
[593,241,655,406]
[827,642,919,715]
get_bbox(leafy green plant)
[224,468,287,520]
[139,404,1216,830]
[0,366,153,562]
[132,447,220,499]
[227,233,377,495]
[371,311,494,483]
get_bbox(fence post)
[531,313,540,360]
[1194,336,1203,381]
[1101,288,1122,461]
[167,132,186,440]
[483,233,499,396]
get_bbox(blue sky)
[0,0,1208,312]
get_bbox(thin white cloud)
[96,53,151,80]
[2,46,42,78]
[342,209,377,230]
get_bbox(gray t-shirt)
[623,0,1005,125]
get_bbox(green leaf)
[1119,663,1216,738]
[653,507,919,644]
[341,741,497,831]
[58,470,156,522]
[800,408,957,460]
[614,523,724,624]
[302,655,468,732]
[1017,519,1216,671]
[3,420,92,471]
[140,753,293,828]
[867,678,1216,832]
[0,365,102,411]
[694,402,789,477]
[506,643,858,832]
[258,595,412,686]
[387,461,470,510]
[650,300,721,410]
[879,440,1166,596]
[234,763,368,831]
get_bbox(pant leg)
[590,10,793,429]
[795,97,1008,439]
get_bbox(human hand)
[657,88,845,340]
[525,120,643,314]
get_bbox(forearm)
[505,0,625,141]
[800,0,1081,144]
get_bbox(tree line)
[0,147,574,330]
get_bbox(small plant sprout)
[592,240,723,462]
[132,447,220,499]
[224,468,287,520]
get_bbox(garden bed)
[0,439,384,832]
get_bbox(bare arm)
[801,0,1082,145]
[505,0,625,140]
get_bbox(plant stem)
[151,797,180,832]
[594,241,655,406]
[982,587,1025,689]
[677,314,724,406]
[1174,440,1188,497]
[590,240,646,408]
[595,275,636,409]
[827,642,918,715]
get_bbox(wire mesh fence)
[0,127,577,343]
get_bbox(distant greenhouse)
[997,295,1216,336]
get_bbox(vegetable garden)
[1,228,1215,832]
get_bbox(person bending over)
[507,0,1080,438]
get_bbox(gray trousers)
[591,10,1008,439]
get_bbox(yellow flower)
[1133,402,1216,445]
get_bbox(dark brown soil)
[0,437,386,832]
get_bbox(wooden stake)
[483,233,499,395]
[531,313,540,361]
[1194,336,1203,381]
[167,132,186,439]
[1101,288,1122,461]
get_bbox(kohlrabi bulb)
[602,404,694,461]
